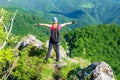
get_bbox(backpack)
[50,24,61,42]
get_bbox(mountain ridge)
[0,0,120,27]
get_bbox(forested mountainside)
[0,1,120,80]
[64,24,120,79]
[0,0,120,27]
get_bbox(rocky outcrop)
[87,61,115,80]
[68,61,115,80]
[16,35,67,59]
[16,35,43,50]
[15,35,115,80]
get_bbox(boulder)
[79,61,115,80]
[16,35,43,50]
[89,61,114,80]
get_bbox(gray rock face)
[68,61,115,80]
[16,35,43,50]
[80,61,115,80]
[91,61,114,80]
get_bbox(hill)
[0,2,120,80]
[1,8,51,42]
[0,24,118,80]
[0,0,120,27]
[0,34,115,80]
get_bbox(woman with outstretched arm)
[34,17,75,62]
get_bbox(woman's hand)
[72,21,77,24]
[34,23,39,26]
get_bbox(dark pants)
[45,42,60,62]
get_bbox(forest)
[64,24,120,79]
[0,8,120,80]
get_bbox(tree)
[0,8,18,80]
[0,8,17,50]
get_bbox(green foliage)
[0,25,6,43]
[7,35,20,48]
[0,49,14,78]
[40,64,54,80]
[10,45,48,80]
[64,24,120,79]
[0,8,19,48]
[11,9,50,42]
[0,7,50,42]
[67,67,92,80]
[7,43,87,80]
[1,0,120,27]
[0,49,14,79]
[0,49,13,63]
[59,62,80,79]
[0,8,12,45]
[1,7,120,80]
[0,8,20,79]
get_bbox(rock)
[16,35,43,50]
[89,61,114,80]
[59,46,67,59]
[16,35,67,60]
[67,61,115,80]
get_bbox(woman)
[34,17,75,62]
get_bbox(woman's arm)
[60,21,75,28]
[34,23,51,28]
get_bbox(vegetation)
[0,6,120,80]
[0,8,19,79]
[64,24,120,79]
[10,45,46,80]
[1,0,120,27]
[5,45,81,80]
[0,8,80,80]
[11,8,50,42]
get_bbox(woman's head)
[52,17,58,23]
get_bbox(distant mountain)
[0,0,120,27]
[2,0,120,12]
